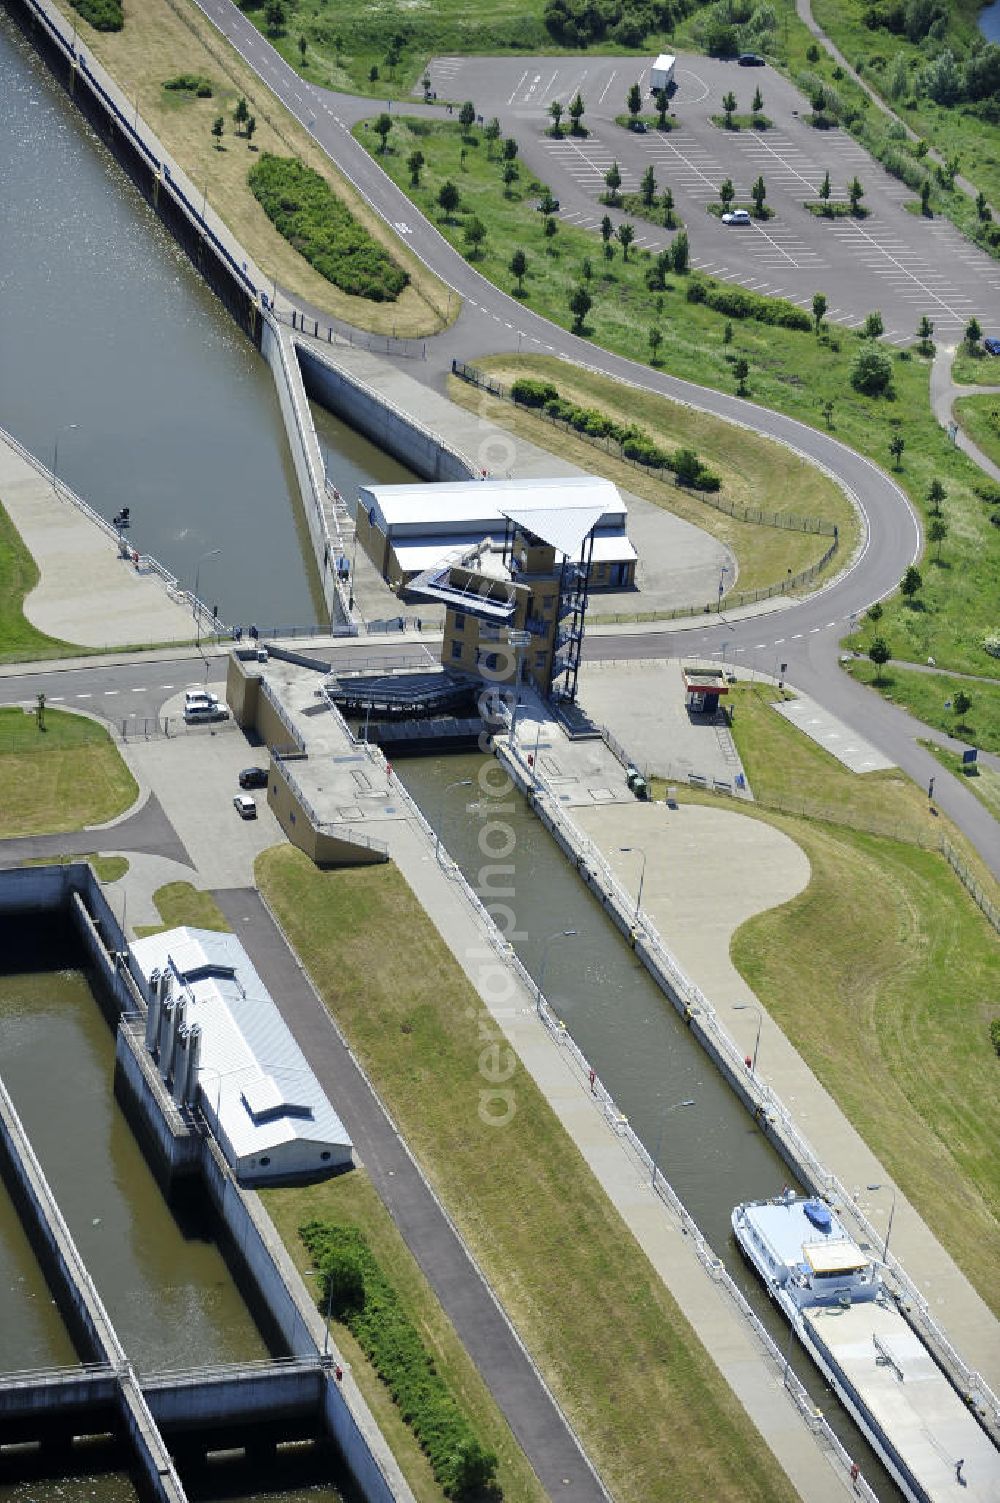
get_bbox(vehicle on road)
[233,794,257,820]
[184,703,230,725]
[738,53,766,66]
[722,209,751,225]
[185,689,219,709]
[239,767,269,789]
[629,120,647,133]
[733,1192,1000,1503]
[984,336,1000,356]
[650,52,675,92]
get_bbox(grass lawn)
[133,881,231,937]
[954,393,1000,469]
[652,682,1000,1315]
[0,502,79,664]
[952,349,1000,386]
[0,707,138,839]
[448,355,858,598]
[845,659,1000,755]
[26,853,129,882]
[261,1172,547,1503]
[810,0,1000,219]
[362,115,999,678]
[923,742,1000,824]
[255,845,798,1503]
[51,0,449,336]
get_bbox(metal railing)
[258,676,307,755]
[279,305,429,362]
[270,753,389,857]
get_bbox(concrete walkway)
[0,431,194,649]
[930,346,1000,485]
[0,791,191,870]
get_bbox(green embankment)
[954,392,1000,470]
[0,707,138,839]
[255,845,798,1503]
[0,501,79,664]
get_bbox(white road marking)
[508,70,528,106]
[598,69,617,105]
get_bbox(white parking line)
[598,69,617,105]
[508,70,528,106]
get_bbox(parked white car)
[722,209,751,225]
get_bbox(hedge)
[510,378,721,490]
[70,0,123,30]
[248,155,408,302]
[686,278,812,330]
[300,1221,497,1499]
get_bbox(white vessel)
[732,1193,1000,1503]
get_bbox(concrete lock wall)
[297,347,474,483]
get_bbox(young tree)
[822,399,835,429]
[569,284,592,334]
[812,292,828,332]
[510,247,528,293]
[928,515,948,560]
[976,189,991,223]
[374,112,392,153]
[719,177,735,211]
[670,229,689,274]
[369,64,379,83]
[849,176,865,214]
[600,214,613,249]
[751,84,764,116]
[733,356,750,396]
[863,309,884,339]
[811,85,827,115]
[889,433,905,470]
[234,96,249,133]
[616,222,635,261]
[900,565,922,601]
[927,478,946,513]
[422,72,432,101]
[437,180,460,219]
[580,256,592,282]
[464,216,487,257]
[953,689,973,722]
[264,0,285,35]
[851,342,894,396]
[867,601,883,622]
[868,635,892,681]
[653,88,668,129]
[662,186,676,228]
[627,81,642,120]
[640,164,656,207]
[502,137,518,162]
[211,115,224,147]
[484,117,501,158]
[407,149,424,186]
[604,161,622,204]
[917,314,935,355]
[751,175,767,217]
[920,179,932,216]
[965,315,982,351]
[569,91,585,134]
[543,214,558,245]
[298,33,307,64]
[648,325,663,363]
[818,168,831,210]
[549,100,564,136]
[245,115,256,147]
[722,90,737,128]
[458,100,476,132]
[502,161,518,194]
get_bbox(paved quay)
[0,429,194,649]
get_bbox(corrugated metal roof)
[500,502,606,559]
[130,928,351,1162]
[362,475,626,531]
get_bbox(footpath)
[0,428,194,649]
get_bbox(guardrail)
[280,305,428,362]
[259,677,307,756]
[499,734,1000,1436]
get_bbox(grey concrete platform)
[773,693,896,773]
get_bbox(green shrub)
[685,278,812,331]
[300,1221,497,1499]
[70,0,123,30]
[248,155,408,302]
[511,377,558,408]
[163,73,214,97]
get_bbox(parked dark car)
[984,336,1000,356]
[738,52,766,66]
[239,767,269,789]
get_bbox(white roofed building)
[354,476,636,595]
[130,927,352,1184]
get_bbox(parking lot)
[422,53,1000,342]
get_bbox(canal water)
[0,14,413,630]
[396,752,905,1501]
[980,0,1000,42]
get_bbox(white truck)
[650,53,676,94]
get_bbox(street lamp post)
[866,1182,898,1263]
[536,928,577,1016]
[194,548,221,649]
[734,1003,763,1073]
[434,778,473,862]
[619,845,648,923]
[651,1097,695,1188]
[52,422,79,495]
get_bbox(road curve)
[190,0,999,877]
